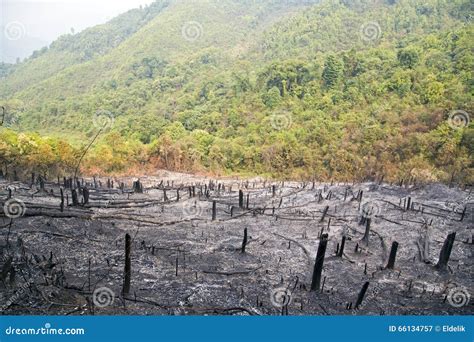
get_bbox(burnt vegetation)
[0,171,472,315]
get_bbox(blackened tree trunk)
[435,232,456,270]
[71,189,78,206]
[355,281,370,309]
[60,188,64,212]
[212,200,216,221]
[83,187,89,205]
[362,218,371,244]
[311,233,328,291]
[337,235,346,257]
[386,241,399,269]
[122,233,131,295]
[241,228,248,253]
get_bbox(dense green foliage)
[0,0,472,183]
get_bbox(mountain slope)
[0,1,171,97]
[0,0,472,183]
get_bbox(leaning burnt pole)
[122,233,131,295]
[311,233,328,291]
[355,281,370,309]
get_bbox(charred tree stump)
[362,218,371,244]
[133,180,143,193]
[386,241,399,269]
[311,233,328,291]
[71,189,79,206]
[435,232,456,270]
[39,176,45,191]
[272,185,276,197]
[246,194,249,209]
[241,228,248,253]
[60,188,64,212]
[122,233,131,295]
[337,235,346,257]
[83,187,89,205]
[212,200,217,221]
[355,281,370,309]
[175,254,179,276]
[239,190,244,208]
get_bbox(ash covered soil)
[0,171,472,315]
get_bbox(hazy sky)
[0,0,155,63]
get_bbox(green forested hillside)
[0,0,473,183]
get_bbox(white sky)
[0,0,155,62]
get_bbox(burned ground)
[0,171,472,315]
